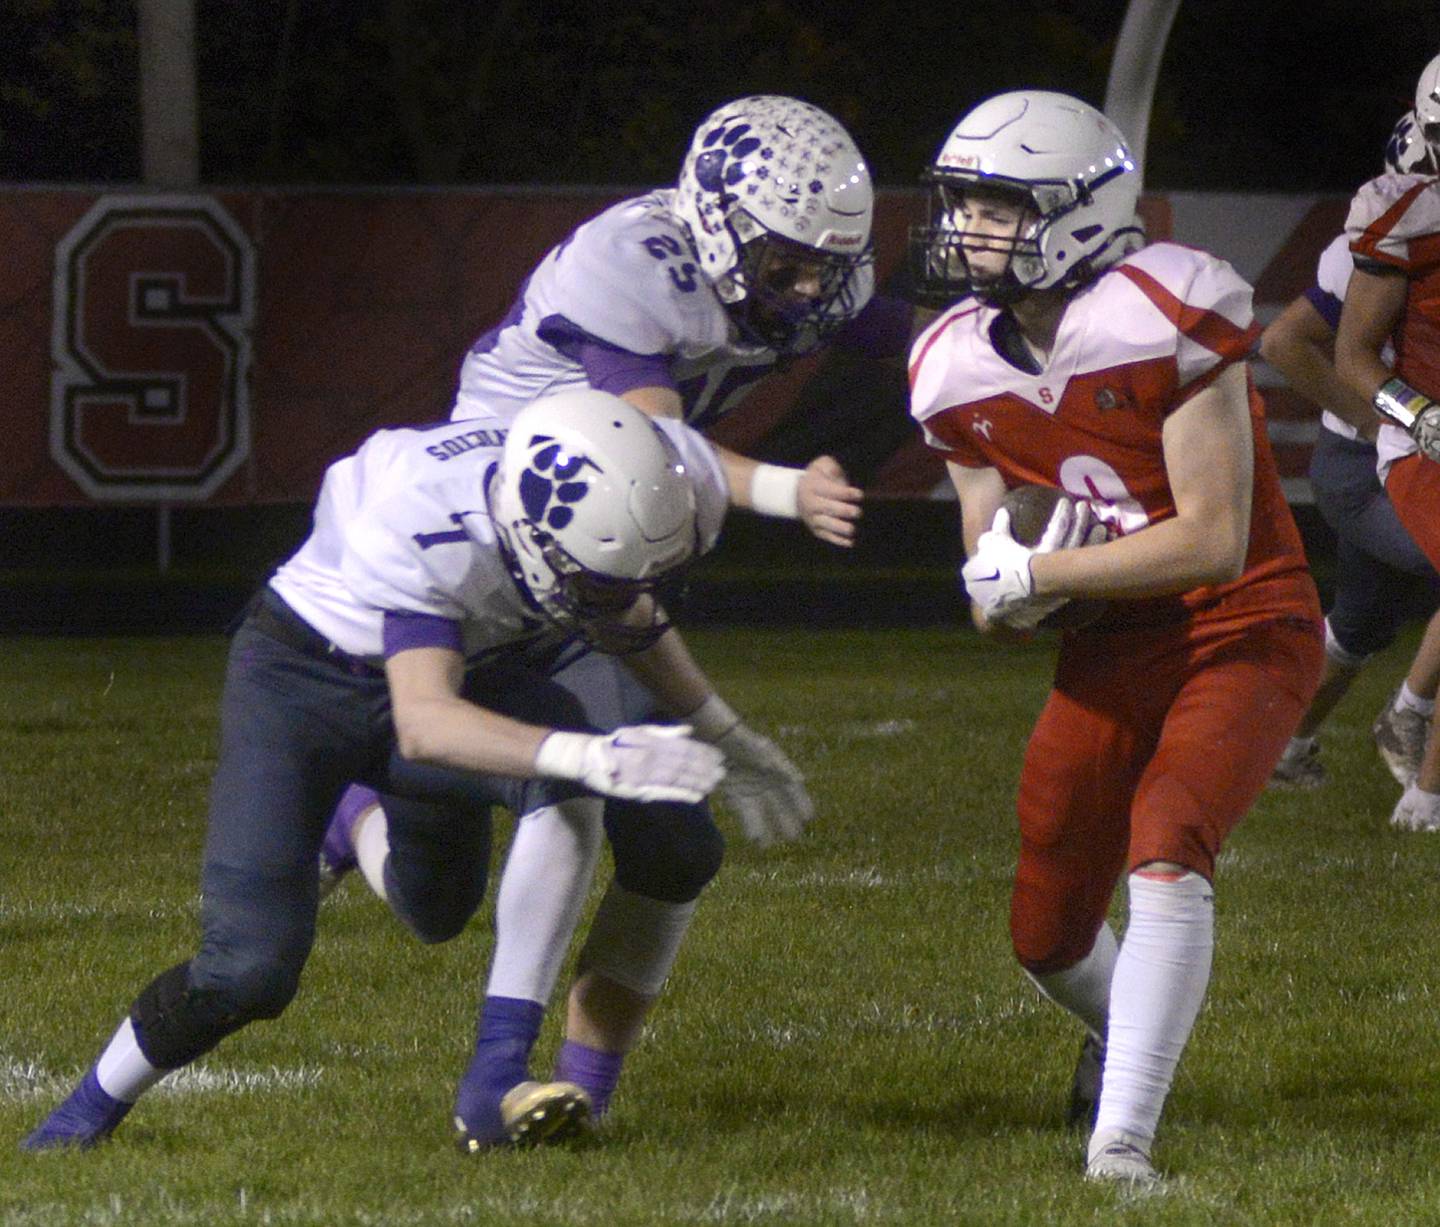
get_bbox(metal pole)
[137,0,200,187]
[1102,0,1183,189]
[137,0,198,572]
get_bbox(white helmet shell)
[917,89,1141,300]
[674,95,874,351]
[1385,109,1438,175]
[490,390,697,646]
[1416,52,1440,148]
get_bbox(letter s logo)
[50,195,256,500]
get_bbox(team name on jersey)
[426,426,508,462]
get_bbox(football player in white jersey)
[21,391,752,1152]
[316,95,921,1149]
[1262,110,1440,792]
[908,91,1321,1185]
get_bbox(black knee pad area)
[604,800,725,903]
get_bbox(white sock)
[95,1017,166,1103]
[486,798,604,1002]
[1093,870,1214,1149]
[576,883,698,997]
[1322,619,1368,669]
[1399,682,1436,718]
[1025,922,1117,1038]
[352,804,391,900]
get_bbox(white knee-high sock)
[575,883,697,997]
[352,804,391,900]
[1026,922,1117,1038]
[1093,870,1214,1151]
[485,798,605,1003]
[95,1017,165,1103]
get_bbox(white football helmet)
[910,90,1143,306]
[1385,110,1439,175]
[1416,52,1440,152]
[674,95,874,354]
[489,390,698,652]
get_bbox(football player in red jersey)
[1335,54,1440,831]
[907,90,1323,1185]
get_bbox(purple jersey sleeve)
[831,293,914,361]
[382,610,464,657]
[1303,283,1343,331]
[537,314,678,395]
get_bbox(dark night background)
[4,1,1440,631]
[4,1,1440,191]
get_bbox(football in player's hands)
[999,484,1110,630]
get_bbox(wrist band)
[1374,376,1435,432]
[533,730,589,781]
[749,464,803,519]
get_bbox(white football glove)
[687,694,815,846]
[535,724,725,804]
[1390,783,1440,832]
[961,507,1065,629]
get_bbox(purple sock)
[321,784,379,876]
[554,1040,624,1117]
[453,996,543,1143]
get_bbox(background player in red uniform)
[1261,110,1440,793]
[1335,54,1440,831]
[908,90,1322,1186]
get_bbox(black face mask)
[727,230,872,354]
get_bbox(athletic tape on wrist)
[1374,376,1435,432]
[749,464,803,519]
[533,731,590,782]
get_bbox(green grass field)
[5,625,1440,1225]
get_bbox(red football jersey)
[908,242,1313,631]
[1346,172,1440,478]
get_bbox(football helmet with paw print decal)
[489,390,698,652]
[674,95,874,355]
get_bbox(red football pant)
[1011,616,1321,973]
[1387,452,1440,571]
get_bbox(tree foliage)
[4,0,1440,190]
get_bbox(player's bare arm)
[1261,295,1380,439]
[620,383,862,546]
[1030,363,1254,600]
[385,645,550,776]
[1335,266,1410,400]
[619,614,716,718]
[948,461,1018,634]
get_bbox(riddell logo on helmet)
[939,154,981,169]
[823,231,866,248]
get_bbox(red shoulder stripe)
[908,304,983,389]
[1351,179,1434,268]
[1115,264,1259,359]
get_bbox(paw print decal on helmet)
[693,122,764,207]
[518,437,600,532]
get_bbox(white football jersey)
[270,412,728,659]
[1345,172,1440,478]
[453,188,874,430]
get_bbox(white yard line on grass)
[0,1054,326,1104]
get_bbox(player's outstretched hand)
[535,725,725,804]
[712,720,815,847]
[798,455,863,547]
